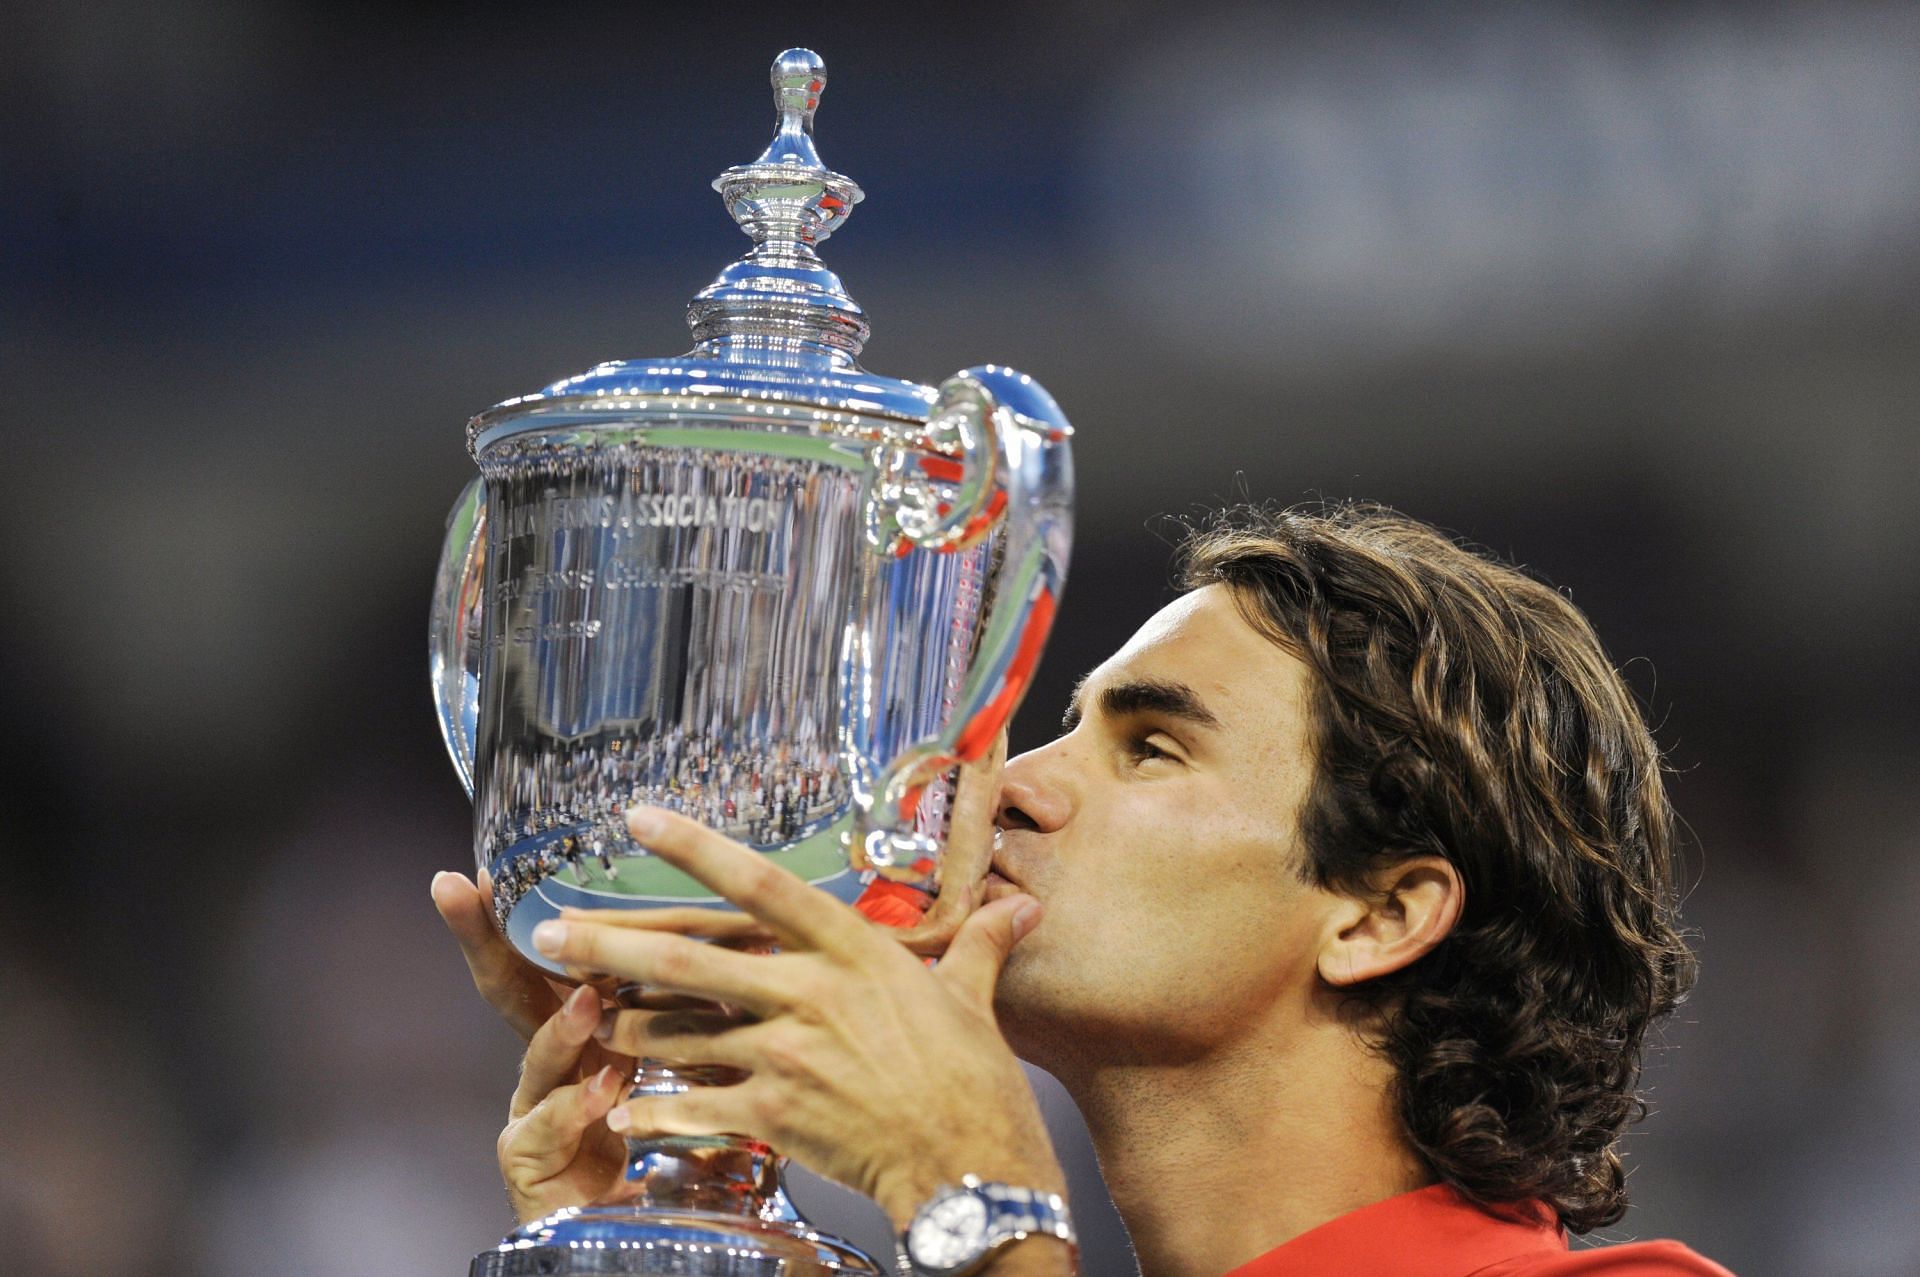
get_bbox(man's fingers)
[889,882,977,957]
[433,870,561,1040]
[622,808,869,956]
[934,893,1041,1012]
[505,1064,625,1182]
[606,1079,763,1142]
[894,732,1007,956]
[609,989,721,1013]
[559,906,774,946]
[597,1007,760,1068]
[950,731,1008,858]
[511,985,603,1120]
[532,919,792,1017]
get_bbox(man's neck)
[1058,1019,1432,1277]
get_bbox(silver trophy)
[430,49,1073,1276]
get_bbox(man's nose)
[995,743,1072,833]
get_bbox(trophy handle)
[851,365,1074,884]
[429,476,487,798]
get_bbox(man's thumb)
[936,894,1042,1007]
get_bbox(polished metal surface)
[471,1203,880,1275]
[440,425,995,959]
[850,366,1072,879]
[430,46,1074,1277]
[692,47,869,358]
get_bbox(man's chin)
[990,947,1056,1038]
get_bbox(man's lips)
[984,829,1028,896]
[982,830,1033,901]
[983,869,1022,902]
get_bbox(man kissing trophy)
[429,48,1075,1276]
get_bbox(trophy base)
[469,1205,885,1275]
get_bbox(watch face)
[908,1191,990,1271]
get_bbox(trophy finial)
[718,46,861,247]
[689,48,870,361]
[765,47,826,167]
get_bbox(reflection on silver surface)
[848,367,1073,880]
[477,443,858,862]
[456,430,992,941]
[433,46,1071,1277]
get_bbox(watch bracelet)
[898,1179,1077,1276]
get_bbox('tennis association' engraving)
[491,491,790,544]
[486,487,795,649]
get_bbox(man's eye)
[1127,735,1174,763]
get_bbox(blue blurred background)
[3,3,1918,1274]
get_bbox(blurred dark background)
[4,2,1918,1274]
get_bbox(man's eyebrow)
[1061,676,1223,733]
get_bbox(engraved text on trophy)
[472,443,860,881]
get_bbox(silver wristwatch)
[899,1175,1077,1276]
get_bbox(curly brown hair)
[1175,503,1697,1233]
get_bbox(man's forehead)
[1066,586,1313,767]
[1077,587,1245,703]
[1110,586,1238,665]
[1119,587,1218,652]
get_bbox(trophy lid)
[470,48,937,452]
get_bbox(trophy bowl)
[430,48,1073,1275]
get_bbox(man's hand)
[497,986,631,1224]
[531,803,1067,1233]
[435,869,646,1221]
[427,730,1003,1023]
[432,869,567,1041]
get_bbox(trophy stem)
[474,1049,882,1274]
[606,1059,786,1220]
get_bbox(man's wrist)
[877,1160,1069,1231]
[893,1178,1077,1277]
[986,1234,1075,1276]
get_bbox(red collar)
[1223,1184,1566,1277]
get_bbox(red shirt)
[1223,1185,1732,1276]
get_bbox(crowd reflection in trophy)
[600,726,846,848]
[488,725,848,902]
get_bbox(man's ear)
[1317,855,1464,988]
